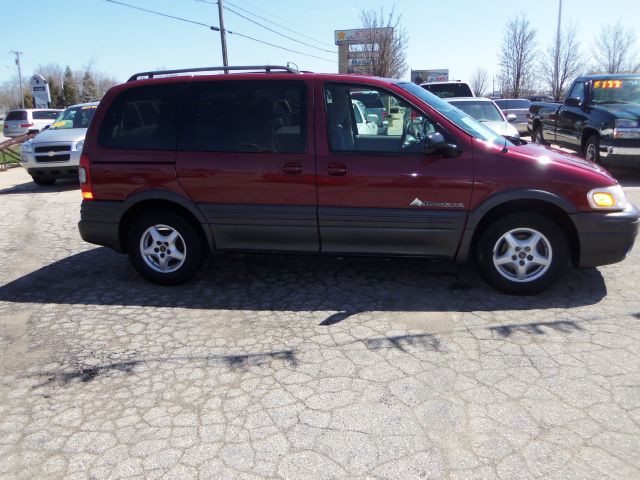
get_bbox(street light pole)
[217,0,229,72]
[553,0,563,99]
[10,51,25,108]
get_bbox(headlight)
[75,140,84,151]
[613,119,640,139]
[587,185,629,210]
[21,140,33,153]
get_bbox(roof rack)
[127,65,300,82]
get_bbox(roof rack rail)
[127,65,300,82]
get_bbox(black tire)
[32,176,55,186]
[127,211,205,285]
[531,123,546,145]
[475,213,569,295]
[584,134,601,163]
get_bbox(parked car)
[528,74,640,165]
[527,94,555,103]
[350,90,389,133]
[3,108,62,138]
[78,65,638,294]
[351,99,378,136]
[420,81,474,98]
[446,97,520,139]
[493,98,531,135]
[21,102,98,185]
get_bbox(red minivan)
[78,66,639,294]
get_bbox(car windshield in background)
[397,82,511,147]
[32,110,61,120]
[591,78,640,105]
[421,83,473,98]
[351,93,384,109]
[5,110,27,121]
[51,105,97,130]
[494,99,531,109]
[449,100,504,123]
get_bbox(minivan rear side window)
[98,84,182,150]
[6,110,27,121]
[32,110,61,120]
[178,80,306,153]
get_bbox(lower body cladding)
[570,206,640,267]
[78,202,466,258]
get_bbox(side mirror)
[366,113,378,124]
[564,97,580,108]
[506,113,517,122]
[424,132,462,157]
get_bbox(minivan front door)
[316,82,474,257]
[176,78,318,252]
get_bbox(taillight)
[382,111,387,119]
[20,122,34,128]
[79,153,93,200]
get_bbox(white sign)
[335,27,393,45]
[30,74,51,108]
[411,69,449,83]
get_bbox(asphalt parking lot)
[1,166,639,479]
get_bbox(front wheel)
[475,213,569,295]
[127,211,205,285]
[584,134,601,163]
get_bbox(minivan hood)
[511,142,614,178]
[33,128,87,144]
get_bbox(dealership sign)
[30,74,51,108]
[335,28,393,45]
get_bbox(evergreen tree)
[80,70,98,102]
[46,76,64,108]
[62,66,78,107]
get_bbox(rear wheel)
[127,211,204,285]
[476,213,569,295]
[584,134,601,163]
[32,176,55,186]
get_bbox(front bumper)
[22,148,82,179]
[599,139,640,166]
[571,205,640,267]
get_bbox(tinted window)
[6,110,27,121]
[494,99,530,109]
[422,83,473,98]
[98,84,182,150]
[568,82,585,101]
[179,80,306,153]
[33,110,60,120]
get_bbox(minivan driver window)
[324,84,438,154]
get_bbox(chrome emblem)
[410,197,465,208]
[48,151,55,157]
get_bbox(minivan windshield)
[397,82,513,147]
[51,105,97,130]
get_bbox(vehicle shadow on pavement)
[0,247,607,316]
[609,166,640,188]
[0,178,78,195]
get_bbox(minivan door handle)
[281,162,304,175]
[326,163,350,176]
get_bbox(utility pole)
[10,50,25,108]
[553,0,562,99]
[217,0,229,72]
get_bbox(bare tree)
[541,23,583,100]
[354,8,408,78]
[498,14,538,98]
[592,21,640,73]
[470,67,489,96]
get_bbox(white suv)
[20,102,98,186]
[3,108,62,138]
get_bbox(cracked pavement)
[1,167,639,479]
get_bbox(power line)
[105,0,337,63]
[224,0,336,50]
[224,4,337,54]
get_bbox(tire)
[127,211,205,285]
[531,124,546,145]
[584,134,600,163]
[475,213,569,295]
[32,176,55,186]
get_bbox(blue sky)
[2,0,639,85]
